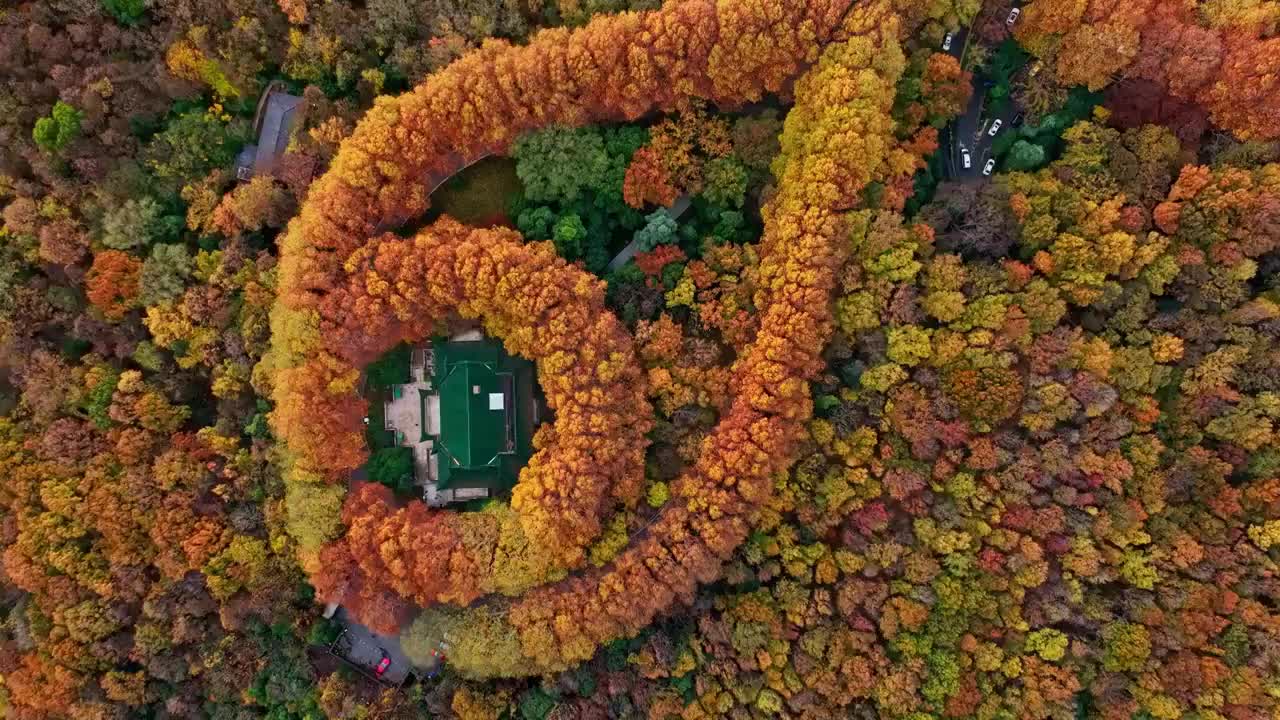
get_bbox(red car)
[374,653,391,677]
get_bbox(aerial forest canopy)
[0,0,1278,717]
[271,0,942,676]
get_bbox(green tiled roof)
[431,338,536,492]
[436,361,505,471]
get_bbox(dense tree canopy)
[1015,0,1280,139]
[271,0,960,679]
[2,0,1278,717]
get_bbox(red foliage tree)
[623,146,680,209]
[85,250,142,320]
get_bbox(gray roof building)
[235,84,304,181]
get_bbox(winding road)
[942,4,1025,182]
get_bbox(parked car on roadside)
[983,158,996,176]
[988,118,1003,136]
[961,148,972,169]
[1007,7,1021,25]
[942,33,953,51]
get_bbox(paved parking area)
[332,607,413,686]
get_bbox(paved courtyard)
[382,348,441,492]
[384,382,428,445]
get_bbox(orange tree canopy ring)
[268,0,936,676]
[332,221,651,606]
[270,0,861,592]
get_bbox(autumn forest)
[0,0,1278,718]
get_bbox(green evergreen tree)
[366,447,415,495]
[32,102,82,153]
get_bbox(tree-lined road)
[942,5,1024,182]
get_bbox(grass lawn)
[366,343,412,388]
[430,157,522,227]
[364,387,396,451]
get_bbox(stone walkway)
[606,195,692,272]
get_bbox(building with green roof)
[428,337,538,494]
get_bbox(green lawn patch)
[366,343,411,388]
[432,156,524,227]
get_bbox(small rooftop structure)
[234,82,304,181]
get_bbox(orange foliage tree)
[1015,0,1280,139]
[271,0,947,677]
[623,146,680,209]
[270,0,864,571]
[304,220,652,607]
[506,9,934,674]
[86,250,143,320]
[921,52,974,121]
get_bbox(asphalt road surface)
[332,606,414,686]
[943,5,1024,183]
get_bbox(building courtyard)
[373,331,541,506]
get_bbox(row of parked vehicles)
[943,6,1022,178]
[961,150,999,176]
[961,118,1004,175]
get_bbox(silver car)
[983,158,996,176]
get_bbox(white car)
[942,33,953,51]
[988,118,1003,136]
[961,148,972,169]
[1007,7,1021,25]
[983,158,996,176]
